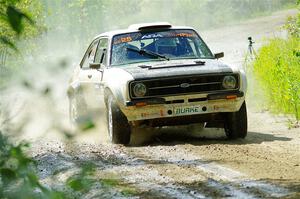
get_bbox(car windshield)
[110,29,214,66]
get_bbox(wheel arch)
[104,85,127,109]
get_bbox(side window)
[81,40,99,69]
[94,38,108,66]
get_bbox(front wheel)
[106,94,131,145]
[224,102,248,139]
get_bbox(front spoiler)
[122,93,245,121]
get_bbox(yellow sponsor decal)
[113,36,133,45]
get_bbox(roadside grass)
[250,36,300,123]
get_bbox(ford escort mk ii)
[68,22,247,145]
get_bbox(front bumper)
[122,92,245,121]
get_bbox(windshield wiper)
[126,47,169,61]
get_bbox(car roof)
[93,22,196,40]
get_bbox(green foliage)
[0,36,18,51]
[79,119,96,131]
[6,5,34,35]
[284,2,300,37]
[100,178,138,196]
[65,164,138,197]
[285,14,300,37]
[0,132,65,199]
[0,0,44,88]
[0,0,43,50]
[252,37,300,121]
[251,2,300,122]
[66,163,96,193]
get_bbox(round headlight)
[133,83,147,97]
[222,76,237,89]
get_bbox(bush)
[0,132,64,199]
[252,2,300,122]
[252,37,300,121]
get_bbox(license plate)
[174,105,202,116]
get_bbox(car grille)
[130,73,239,99]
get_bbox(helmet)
[155,38,177,55]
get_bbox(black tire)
[224,101,248,139]
[69,94,88,126]
[105,94,131,145]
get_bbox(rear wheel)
[69,95,87,122]
[69,94,89,130]
[106,94,131,145]
[224,102,248,139]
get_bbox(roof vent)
[128,22,172,31]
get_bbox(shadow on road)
[130,126,292,146]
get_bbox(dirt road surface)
[1,9,299,198]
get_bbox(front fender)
[103,68,134,108]
[238,69,247,94]
[230,65,247,94]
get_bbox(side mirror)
[89,63,101,69]
[214,52,224,59]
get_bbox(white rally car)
[68,22,247,145]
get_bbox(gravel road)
[1,9,299,198]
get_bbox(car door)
[77,39,100,109]
[90,38,109,110]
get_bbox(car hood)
[118,59,234,80]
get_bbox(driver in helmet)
[155,37,177,56]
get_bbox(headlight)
[222,75,237,89]
[133,83,147,97]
